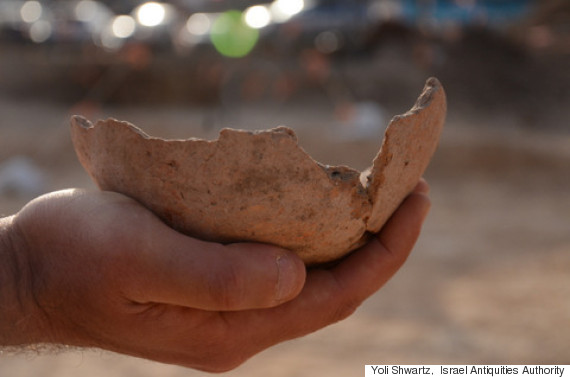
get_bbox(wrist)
[0,215,45,346]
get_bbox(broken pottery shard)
[365,77,446,232]
[70,78,446,265]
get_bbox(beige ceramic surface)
[70,79,446,264]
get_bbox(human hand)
[0,180,430,372]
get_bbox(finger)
[377,189,430,260]
[120,217,306,311]
[414,177,430,194]
[115,189,431,370]
[226,189,431,349]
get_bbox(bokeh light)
[270,0,305,22]
[112,15,136,39]
[75,0,97,22]
[210,10,259,58]
[20,1,43,24]
[186,13,212,36]
[136,2,166,27]
[29,20,51,43]
[244,5,272,29]
[315,31,341,54]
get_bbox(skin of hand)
[0,180,430,372]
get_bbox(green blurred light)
[210,10,259,58]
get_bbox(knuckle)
[326,274,362,323]
[330,298,361,323]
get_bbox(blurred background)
[0,0,569,375]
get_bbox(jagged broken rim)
[70,78,446,265]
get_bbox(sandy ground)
[0,96,569,376]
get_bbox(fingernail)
[420,197,432,222]
[415,179,430,194]
[275,254,302,303]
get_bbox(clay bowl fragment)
[71,78,446,265]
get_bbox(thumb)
[125,229,307,311]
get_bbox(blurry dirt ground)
[0,93,569,376]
